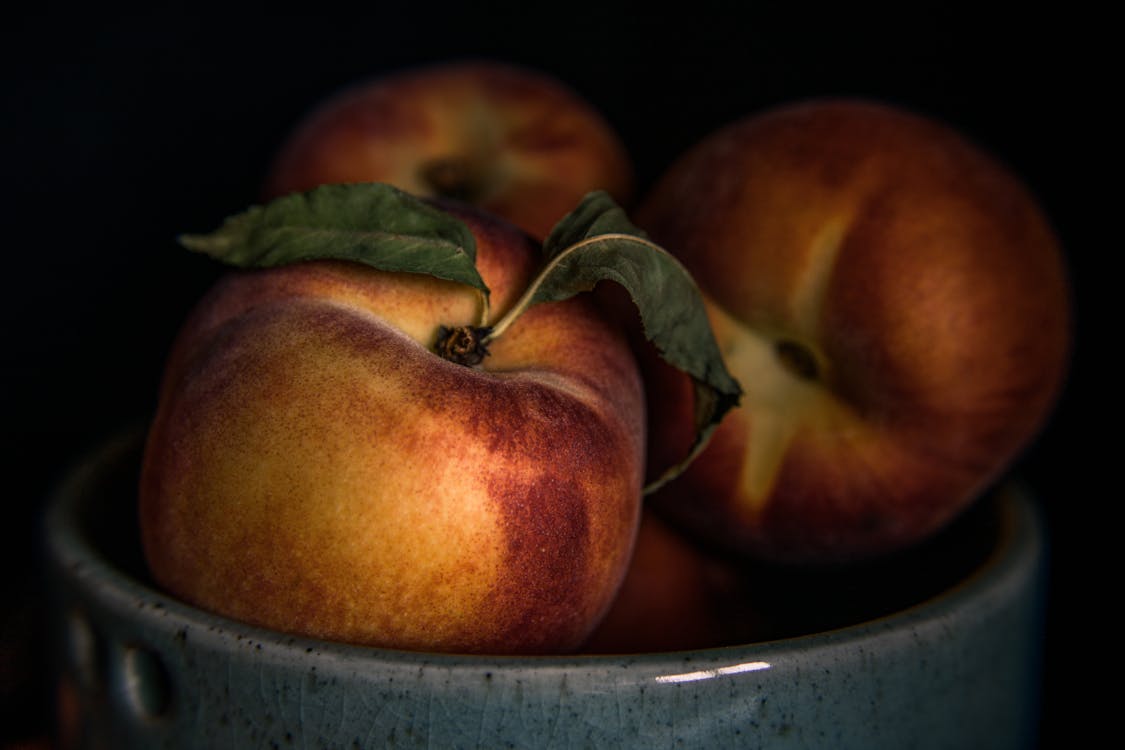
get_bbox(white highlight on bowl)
[653,661,772,684]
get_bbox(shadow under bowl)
[44,429,1047,749]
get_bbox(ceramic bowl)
[44,429,1046,749]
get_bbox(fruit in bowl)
[636,98,1070,563]
[139,197,645,654]
[263,60,634,241]
[138,183,739,655]
[48,431,1049,748]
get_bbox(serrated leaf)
[510,191,742,493]
[179,182,489,295]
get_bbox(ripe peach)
[139,202,645,654]
[263,60,633,241]
[636,99,1070,562]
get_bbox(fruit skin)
[580,509,763,653]
[262,60,633,241]
[139,203,645,654]
[635,99,1070,563]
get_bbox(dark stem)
[434,325,493,367]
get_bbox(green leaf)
[499,191,743,493]
[179,183,489,296]
[541,190,650,259]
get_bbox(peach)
[262,60,633,241]
[636,99,1070,562]
[139,202,645,654]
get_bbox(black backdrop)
[4,3,1106,746]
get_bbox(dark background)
[3,3,1106,746]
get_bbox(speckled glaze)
[45,430,1047,749]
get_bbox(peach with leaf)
[139,185,740,654]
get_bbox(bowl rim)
[45,426,1045,669]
